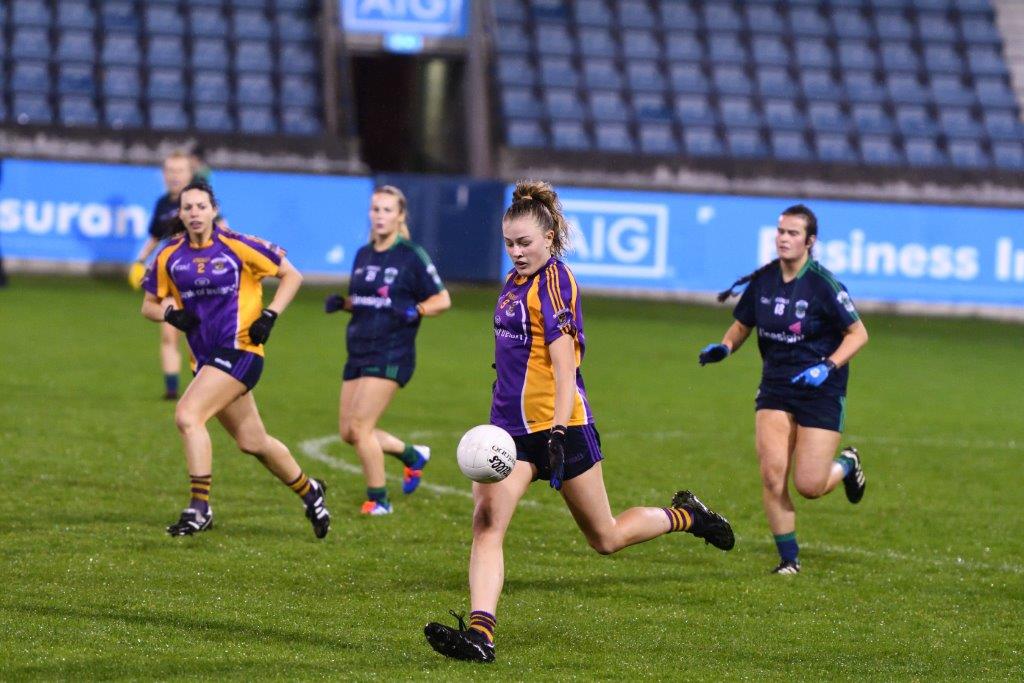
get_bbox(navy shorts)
[513,423,604,484]
[755,384,846,432]
[198,347,264,392]
[343,362,414,388]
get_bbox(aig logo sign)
[343,0,466,36]
[563,199,669,279]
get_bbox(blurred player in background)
[324,185,450,515]
[140,180,330,539]
[699,204,869,575]
[423,180,734,663]
[128,151,192,399]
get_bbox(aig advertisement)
[0,159,373,277]
[509,185,1024,310]
[340,0,467,36]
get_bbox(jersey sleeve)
[408,243,445,300]
[221,230,284,279]
[826,283,860,329]
[142,243,176,299]
[732,277,757,327]
[537,261,579,344]
[147,197,164,239]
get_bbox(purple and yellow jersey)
[142,226,284,369]
[490,257,593,436]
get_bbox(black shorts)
[513,423,603,484]
[342,362,414,388]
[755,384,846,432]
[197,347,264,392]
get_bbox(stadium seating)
[0,0,325,137]
[491,0,1024,172]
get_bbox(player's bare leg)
[339,377,399,513]
[561,463,733,553]
[756,409,801,573]
[791,427,844,499]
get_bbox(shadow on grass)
[2,602,358,655]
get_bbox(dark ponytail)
[717,259,779,302]
[718,204,819,302]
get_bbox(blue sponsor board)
[341,0,467,37]
[0,159,373,277]
[504,185,1024,309]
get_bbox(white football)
[456,425,516,483]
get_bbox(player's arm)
[546,333,577,490]
[699,320,751,365]
[548,334,577,428]
[722,320,753,353]
[827,319,868,368]
[415,288,451,317]
[264,256,303,316]
[141,291,166,322]
[134,236,159,264]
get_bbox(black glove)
[248,309,278,345]
[164,305,199,332]
[547,425,567,491]
[324,294,347,314]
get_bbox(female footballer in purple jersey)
[699,205,869,575]
[324,186,451,515]
[423,180,735,663]
[141,181,330,539]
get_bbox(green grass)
[1,275,1022,680]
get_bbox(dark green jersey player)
[324,186,451,515]
[699,204,869,575]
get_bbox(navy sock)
[774,532,799,562]
[395,444,418,467]
[835,454,855,477]
[367,486,389,505]
[164,374,179,395]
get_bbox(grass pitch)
[1,276,1021,680]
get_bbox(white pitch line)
[298,435,540,508]
[299,434,1023,575]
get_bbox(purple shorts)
[197,347,264,391]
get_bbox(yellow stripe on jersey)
[520,265,589,433]
[219,234,278,355]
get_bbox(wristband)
[824,359,837,371]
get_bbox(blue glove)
[698,343,730,366]
[547,425,567,491]
[791,360,835,387]
[392,304,420,325]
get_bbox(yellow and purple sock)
[661,506,693,533]
[189,474,211,515]
[287,472,319,506]
[774,532,799,563]
[469,610,496,643]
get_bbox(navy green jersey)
[149,193,181,240]
[345,236,445,368]
[733,259,860,396]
